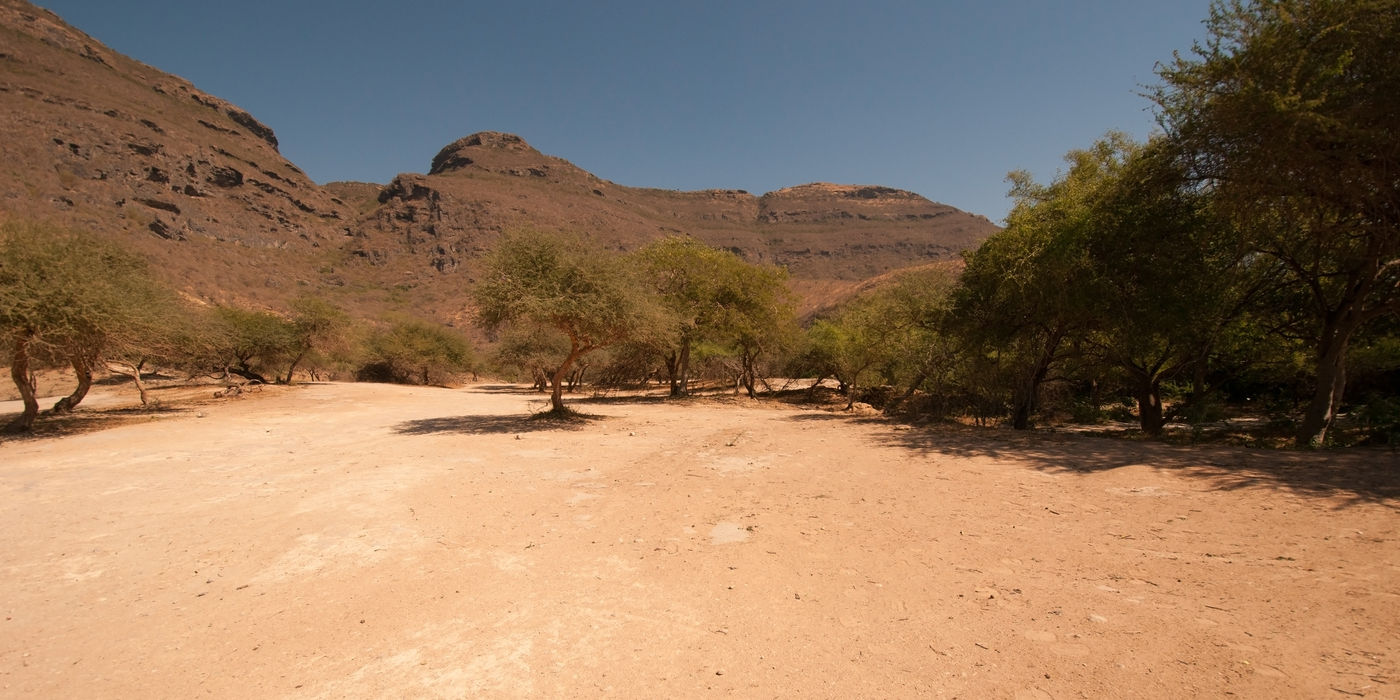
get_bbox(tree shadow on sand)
[393,411,602,436]
[799,415,1400,509]
[1,404,188,443]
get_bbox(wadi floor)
[1,382,1396,699]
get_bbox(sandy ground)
[0,382,1396,699]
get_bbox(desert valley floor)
[1,382,1396,698]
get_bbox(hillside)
[0,0,352,307]
[1,0,998,319]
[350,132,994,286]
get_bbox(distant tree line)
[4,1,1394,447]
[0,219,475,432]
[475,0,1398,447]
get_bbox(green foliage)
[282,294,352,382]
[1153,0,1400,446]
[1352,394,1400,446]
[633,235,799,397]
[802,267,957,410]
[952,144,1108,428]
[489,324,571,387]
[1,220,188,428]
[208,306,298,383]
[357,316,474,386]
[474,229,662,410]
[0,220,180,359]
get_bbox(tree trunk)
[884,372,926,415]
[6,333,39,432]
[52,348,96,414]
[1010,390,1034,430]
[1297,330,1351,448]
[131,366,149,406]
[281,348,308,385]
[1010,328,1064,430]
[548,339,588,413]
[1136,377,1165,436]
[740,356,758,398]
[664,350,681,396]
[108,361,150,406]
[1011,363,1048,430]
[230,362,268,385]
[567,364,587,391]
[675,339,692,397]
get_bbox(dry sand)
[1,382,1396,698]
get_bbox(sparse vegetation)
[1,220,191,431]
[473,229,664,413]
[356,315,475,386]
[2,1,1394,449]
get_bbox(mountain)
[0,0,998,318]
[0,0,352,307]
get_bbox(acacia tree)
[851,266,961,415]
[635,236,797,397]
[358,315,474,385]
[804,280,931,409]
[473,229,662,413]
[1075,136,1261,434]
[1,221,186,430]
[1153,0,1400,446]
[711,260,798,398]
[953,149,1105,429]
[280,295,350,384]
[635,236,728,396]
[208,307,298,384]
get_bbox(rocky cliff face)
[353,131,997,290]
[1,0,998,318]
[0,0,351,305]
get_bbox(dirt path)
[1,383,1396,698]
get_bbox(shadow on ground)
[796,413,1400,509]
[393,412,602,436]
[1,405,188,443]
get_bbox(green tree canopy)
[635,235,797,397]
[358,315,474,386]
[1153,0,1400,446]
[1,220,186,430]
[208,306,299,384]
[473,229,663,412]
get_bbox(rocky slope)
[0,0,357,306]
[1,0,998,318]
[349,131,997,310]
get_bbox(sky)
[35,0,1215,224]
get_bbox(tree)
[804,282,929,409]
[635,236,798,397]
[101,302,202,407]
[1,220,185,431]
[208,307,298,384]
[710,259,798,398]
[1153,0,1400,446]
[855,266,961,415]
[280,295,350,384]
[357,315,474,385]
[955,134,1266,435]
[953,150,1105,429]
[1073,136,1260,435]
[473,229,662,413]
[635,236,727,396]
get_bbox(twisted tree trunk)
[6,333,39,432]
[52,347,97,414]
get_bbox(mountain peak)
[429,131,550,175]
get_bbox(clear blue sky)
[35,0,1213,223]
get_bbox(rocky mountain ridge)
[1,0,998,318]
